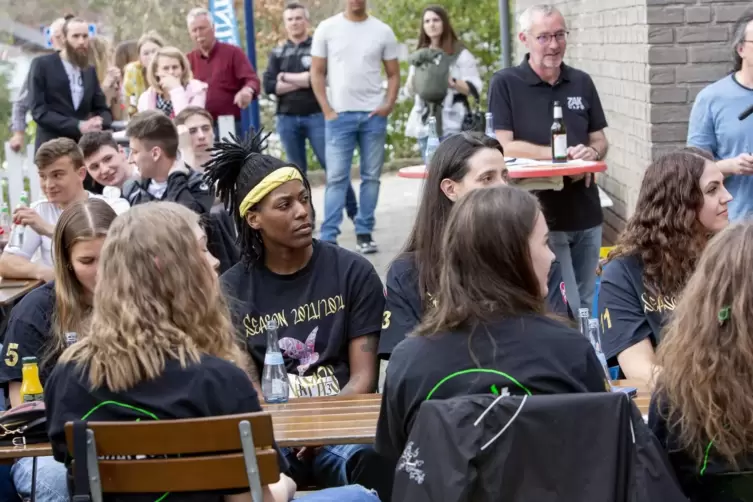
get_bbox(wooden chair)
[64,412,280,502]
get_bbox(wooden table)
[266,393,381,448]
[0,382,649,462]
[0,279,43,307]
[398,159,607,180]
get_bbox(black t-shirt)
[221,240,385,397]
[375,314,611,463]
[377,253,572,358]
[598,255,675,360]
[488,54,608,232]
[0,281,58,388]
[45,354,288,502]
[648,392,753,499]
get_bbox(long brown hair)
[48,198,117,367]
[656,221,753,468]
[59,202,249,391]
[414,185,543,336]
[402,133,505,307]
[606,147,714,297]
[417,5,460,55]
[114,39,138,74]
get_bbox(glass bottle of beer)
[551,101,568,163]
[20,357,44,403]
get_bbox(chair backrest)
[64,412,279,496]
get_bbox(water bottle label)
[264,352,284,365]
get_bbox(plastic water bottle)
[588,318,612,381]
[485,112,495,138]
[578,308,590,338]
[425,117,440,163]
[9,191,29,248]
[261,319,289,404]
[0,203,11,240]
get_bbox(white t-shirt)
[147,181,168,199]
[3,192,129,267]
[311,14,399,113]
[61,58,84,110]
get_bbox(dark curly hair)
[606,147,715,297]
[202,130,312,268]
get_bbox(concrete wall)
[513,0,750,242]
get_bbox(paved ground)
[310,173,421,280]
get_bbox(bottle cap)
[22,356,38,364]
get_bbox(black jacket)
[28,53,112,150]
[392,393,687,502]
[262,38,321,116]
[122,165,214,215]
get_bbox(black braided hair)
[203,129,312,268]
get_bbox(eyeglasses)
[535,31,569,45]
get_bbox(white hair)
[518,4,563,33]
[49,17,66,36]
[187,7,213,26]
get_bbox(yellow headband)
[238,166,304,217]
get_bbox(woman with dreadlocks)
[204,131,391,499]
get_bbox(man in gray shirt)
[311,0,400,254]
[9,17,66,153]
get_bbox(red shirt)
[187,42,261,120]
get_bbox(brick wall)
[513,0,749,242]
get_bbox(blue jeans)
[281,444,392,501]
[549,225,602,312]
[277,113,357,219]
[12,456,68,502]
[297,485,380,501]
[321,112,388,241]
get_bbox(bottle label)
[22,393,44,402]
[553,134,568,159]
[553,106,563,119]
[264,352,284,365]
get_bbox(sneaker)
[356,234,378,254]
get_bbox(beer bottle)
[551,101,568,163]
[20,357,44,403]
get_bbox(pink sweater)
[137,79,208,117]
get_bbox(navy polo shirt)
[488,54,608,232]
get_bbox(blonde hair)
[146,46,193,95]
[136,31,166,81]
[656,220,753,469]
[59,202,249,391]
[47,199,117,366]
[89,36,113,87]
[137,31,166,55]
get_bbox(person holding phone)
[137,46,207,119]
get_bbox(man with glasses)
[487,4,608,315]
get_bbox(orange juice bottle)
[20,357,44,402]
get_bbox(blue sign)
[43,23,97,48]
[208,0,241,46]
